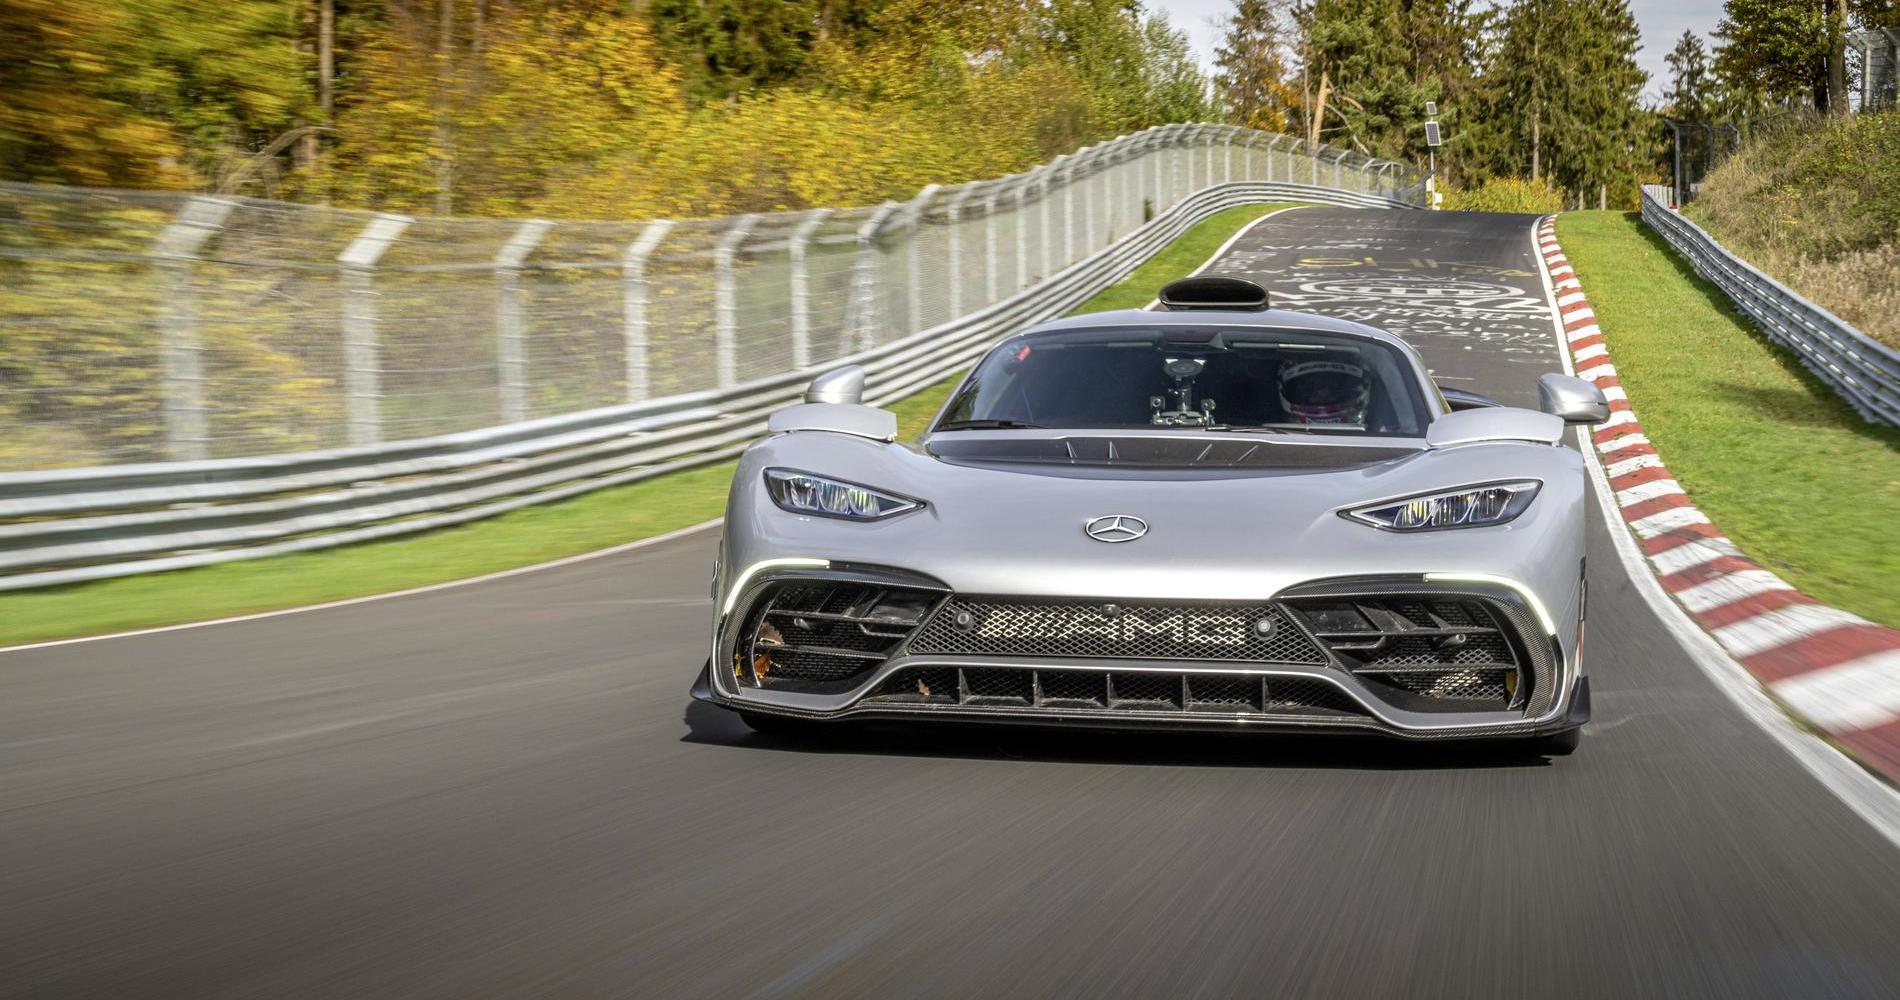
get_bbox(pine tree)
[1664,30,1715,120]
[1471,0,1646,205]
[1290,0,1482,165]
[1214,0,1296,131]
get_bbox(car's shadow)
[680,700,1554,770]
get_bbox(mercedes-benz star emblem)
[1084,514,1148,543]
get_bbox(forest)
[2,1,1895,216]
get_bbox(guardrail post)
[1038,167,1054,279]
[1330,150,1347,190]
[1162,133,1178,210]
[1011,178,1029,291]
[947,186,976,317]
[1063,160,1078,265]
[853,201,901,350]
[713,213,760,388]
[1082,155,1100,251]
[902,185,939,334]
[153,196,235,461]
[494,220,553,423]
[336,212,411,447]
[983,183,1002,305]
[786,209,828,370]
[622,219,675,401]
[1203,126,1216,190]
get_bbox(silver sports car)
[692,277,1608,752]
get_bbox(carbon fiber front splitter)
[689,660,1589,743]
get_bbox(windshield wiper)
[933,419,1047,431]
[1201,424,1318,435]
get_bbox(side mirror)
[805,365,866,405]
[1537,373,1609,425]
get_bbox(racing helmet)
[1278,357,1369,425]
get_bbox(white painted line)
[1557,291,1587,307]
[1600,386,1627,402]
[1529,215,1900,849]
[1596,408,1638,429]
[1566,324,1602,342]
[1554,277,1582,291]
[1648,536,1743,576]
[1675,569,1795,613]
[1,518,727,654]
[1563,306,1596,323]
[1597,432,1651,453]
[1771,650,1900,731]
[1616,478,1685,507]
[1628,506,1712,537]
[1573,342,1609,363]
[1712,604,1871,658]
[1577,363,1618,382]
[1605,452,1664,479]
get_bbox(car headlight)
[1343,480,1540,531]
[763,468,923,521]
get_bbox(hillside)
[1686,111,1900,349]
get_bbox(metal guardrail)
[0,179,1416,590]
[1640,185,1900,427]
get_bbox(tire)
[1533,727,1582,756]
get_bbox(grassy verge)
[1557,210,1900,628]
[0,202,1299,646]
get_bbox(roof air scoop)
[1156,276,1270,312]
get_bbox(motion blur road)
[5,209,1898,999]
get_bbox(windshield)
[936,326,1432,436]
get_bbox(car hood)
[723,427,1587,606]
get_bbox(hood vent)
[1156,276,1270,311]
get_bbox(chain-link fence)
[1,123,1422,470]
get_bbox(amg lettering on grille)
[976,609,1244,645]
[909,599,1328,664]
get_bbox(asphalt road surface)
[5,208,1898,999]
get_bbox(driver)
[1278,357,1369,426]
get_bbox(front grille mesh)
[735,579,1537,716]
[910,599,1327,663]
[1283,594,1526,708]
[866,667,1365,718]
[737,581,937,691]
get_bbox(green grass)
[0,202,1300,647]
[1068,203,1301,312]
[1558,210,1900,627]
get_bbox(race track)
[5,208,1899,999]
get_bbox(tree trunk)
[433,0,454,215]
[1825,0,1849,115]
[1530,112,1540,183]
[1529,21,1541,183]
[1310,69,1330,149]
